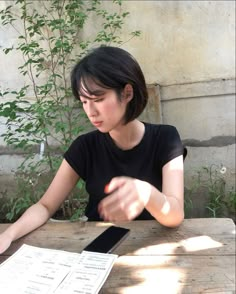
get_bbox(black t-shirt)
[64,123,185,221]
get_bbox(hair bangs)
[78,75,112,99]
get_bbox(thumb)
[104,176,127,194]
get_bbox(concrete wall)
[161,78,235,187]
[100,0,236,189]
[0,1,235,195]
[121,1,235,85]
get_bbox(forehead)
[79,78,109,98]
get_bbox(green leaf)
[3,47,14,54]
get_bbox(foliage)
[0,0,141,221]
[185,164,236,220]
[184,188,194,219]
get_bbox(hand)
[0,232,12,254]
[98,176,152,221]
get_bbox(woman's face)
[80,82,130,133]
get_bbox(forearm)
[145,186,184,228]
[2,202,50,242]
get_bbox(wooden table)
[0,218,235,293]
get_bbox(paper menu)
[0,244,117,294]
[55,251,117,294]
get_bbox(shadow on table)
[101,223,235,293]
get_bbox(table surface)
[0,218,235,294]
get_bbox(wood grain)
[0,218,235,293]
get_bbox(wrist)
[4,226,17,242]
[135,179,152,206]
[145,185,167,213]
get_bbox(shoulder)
[64,130,104,178]
[145,123,185,166]
[144,122,179,138]
[144,123,184,161]
[65,129,104,156]
[72,129,102,145]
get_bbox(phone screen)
[83,226,130,253]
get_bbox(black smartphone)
[83,226,130,253]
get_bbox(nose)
[85,100,97,117]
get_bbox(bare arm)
[0,159,80,253]
[98,155,184,228]
[145,155,184,227]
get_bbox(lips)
[92,121,103,127]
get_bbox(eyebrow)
[79,89,107,99]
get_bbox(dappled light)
[113,256,186,294]
[118,270,185,294]
[1,219,235,292]
[132,235,222,255]
[180,236,222,252]
[94,222,114,227]
[161,200,171,214]
[133,242,180,255]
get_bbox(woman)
[0,46,186,254]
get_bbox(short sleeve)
[63,135,88,180]
[159,125,185,168]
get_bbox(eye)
[94,98,104,102]
[81,100,87,104]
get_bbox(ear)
[123,84,133,102]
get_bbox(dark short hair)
[71,46,148,124]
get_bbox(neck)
[109,120,145,150]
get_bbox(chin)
[95,126,110,133]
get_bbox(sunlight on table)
[133,242,180,255]
[180,236,222,252]
[133,235,222,255]
[117,256,185,294]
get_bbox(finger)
[99,187,136,221]
[104,176,128,194]
[103,200,141,221]
[98,193,119,218]
[100,182,132,211]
